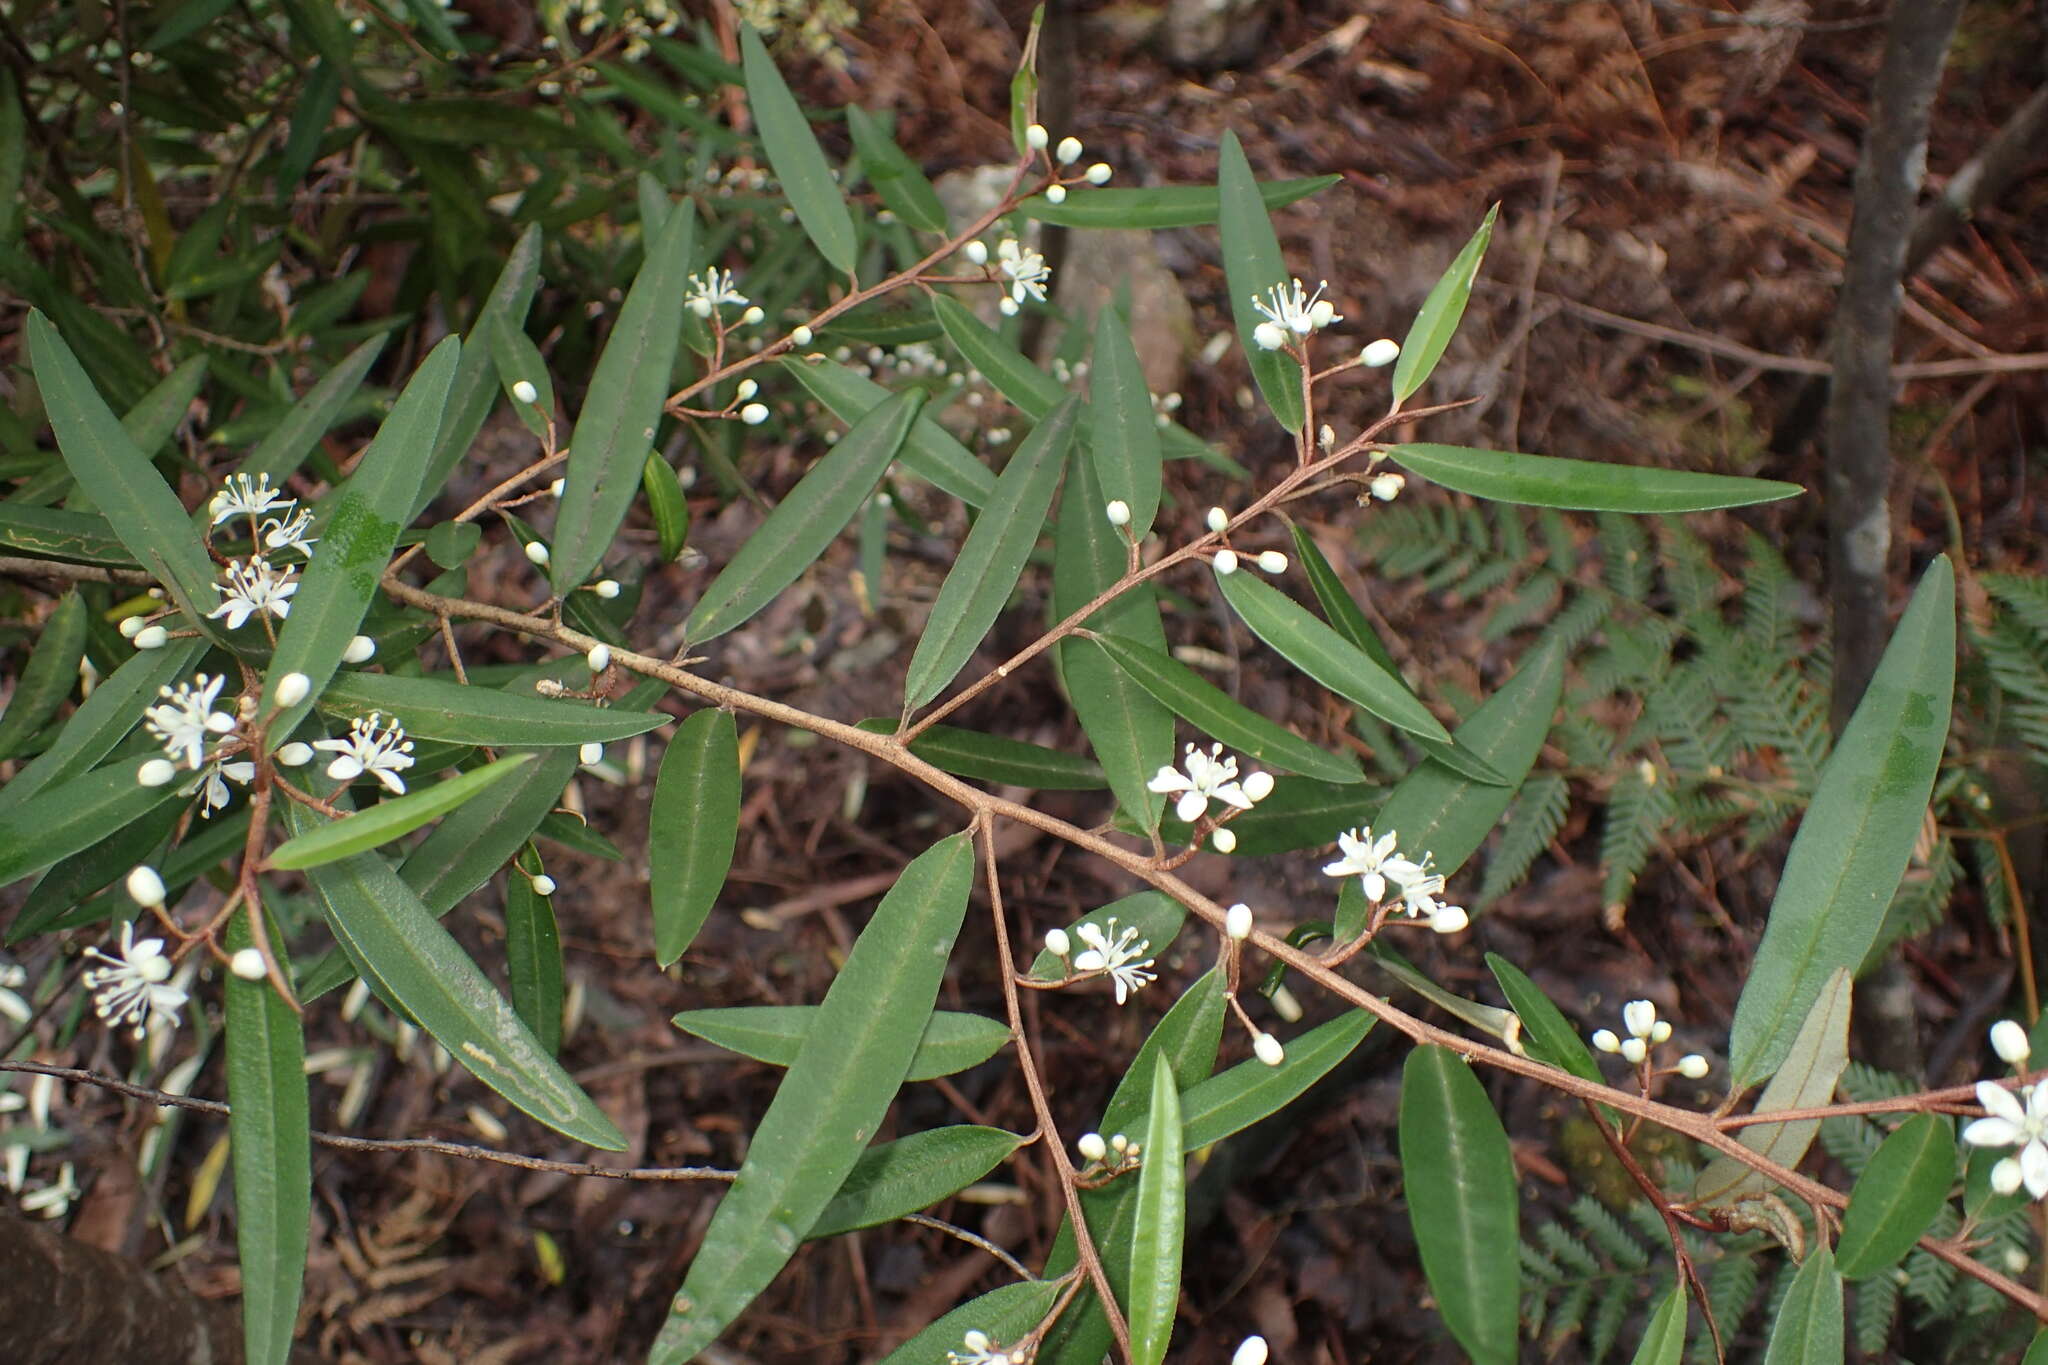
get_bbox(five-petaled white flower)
[193,758,257,818]
[208,557,298,629]
[1147,742,1257,825]
[685,268,748,318]
[314,712,416,794]
[995,237,1050,309]
[1965,1080,2048,1200]
[1072,917,1157,1005]
[208,472,291,526]
[82,921,189,1041]
[1322,826,1424,903]
[1251,277,1341,340]
[260,505,319,558]
[142,673,233,770]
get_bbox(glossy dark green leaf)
[1728,558,1952,1093]
[223,909,310,1365]
[267,754,535,870]
[1697,969,1852,1207]
[1391,443,1802,514]
[1217,131,1303,431]
[1629,1285,1687,1365]
[905,397,1077,709]
[423,519,482,570]
[854,718,1105,789]
[1761,1244,1842,1365]
[505,863,564,1056]
[0,641,203,816]
[876,1280,1063,1365]
[536,810,624,861]
[486,311,553,440]
[687,389,923,643]
[1019,175,1341,229]
[1290,524,1403,676]
[1485,953,1601,1084]
[236,333,388,487]
[1400,1044,1519,1365]
[0,592,87,760]
[672,1005,1011,1083]
[931,294,1063,419]
[1089,308,1162,538]
[643,451,692,562]
[807,1125,1024,1238]
[1835,1113,1955,1278]
[650,834,976,1361]
[417,226,542,518]
[739,25,856,275]
[1028,892,1187,981]
[122,355,207,456]
[319,670,667,746]
[1181,1009,1373,1149]
[1391,206,1496,407]
[8,798,183,944]
[649,708,740,966]
[552,199,694,592]
[1128,1061,1185,1365]
[779,357,994,508]
[0,503,136,567]
[1155,774,1383,855]
[0,763,183,889]
[845,106,948,235]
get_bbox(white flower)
[1226,902,1254,940]
[1592,1029,1620,1053]
[1085,162,1112,185]
[19,1162,78,1220]
[194,758,256,818]
[1323,826,1424,903]
[1251,278,1341,338]
[1242,770,1275,802]
[314,712,416,795]
[512,379,539,404]
[143,673,232,770]
[1965,1081,2048,1199]
[260,505,319,558]
[276,742,314,767]
[208,472,290,525]
[1993,1020,2032,1065]
[127,865,166,908]
[1233,1337,1270,1365]
[1252,321,1288,351]
[208,557,297,629]
[1623,1000,1659,1040]
[83,922,189,1040]
[137,757,178,787]
[685,268,748,318]
[1361,338,1401,368]
[230,949,266,980]
[274,671,311,707]
[995,238,1051,309]
[1071,917,1157,1005]
[1254,1032,1285,1067]
[1147,742,1255,824]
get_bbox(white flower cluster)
[1322,826,1467,934]
[1590,1000,1708,1078]
[1045,917,1157,1005]
[195,472,317,637]
[82,921,189,1041]
[685,268,750,319]
[314,711,416,795]
[1250,278,1341,352]
[1076,1129,1141,1172]
[1965,1020,2048,1199]
[1021,123,1114,203]
[962,237,1053,318]
[134,672,255,818]
[1147,742,1274,852]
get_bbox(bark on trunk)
[0,1212,245,1365]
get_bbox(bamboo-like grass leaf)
[1128,1061,1186,1365]
[739,25,857,275]
[854,718,1106,789]
[671,1006,1011,1082]
[1761,1244,1843,1365]
[686,389,924,643]
[1399,1044,1519,1365]
[505,863,564,1056]
[1629,1285,1688,1365]
[845,105,948,235]
[1089,308,1162,538]
[807,1125,1024,1238]
[1696,968,1853,1207]
[905,396,1077,709]
[779,356,994,507]
[1727,557,1953,1093]
[551,198,694,592]
[0,763,183,889]
[1391,442,1803,514]
[1217,130,1304,431]
[649,834,976,1361]
[1391,206,1496,408]
[1019,175,1340,229]
[1834,1112,1955,1278]
[649,707,740,966]
[268,754,534,871]
[0,591,86,761]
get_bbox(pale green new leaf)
[649,708,741,965]
[1391,206,1496,407]
[1696,968,1853,1207]
[739,25,857,275]
[505,866,564,1056]
[268,754,535,871]
[1128,1061,1185,1365]
[1399,1044,1519,1365]
[1629,1285,1688,1365]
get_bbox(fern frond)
[1852,1268,1900,1355]
[1588,1275,1633,1365]
[1983,572,2048,640]
[1656,516,1723,618]
[1600,768,1675,909]
[1721,656,1829,786]
[1570,1195,1653,1270]
[1483,571,1565,642]
[1480,773,1570,905]
[1598,512,1652,601]
[1689,1241,1765,1365]
[1740,529,1797,656]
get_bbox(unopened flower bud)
[1252,321,1288,351]
[1430,904,1469,934]
[549,478,566,497]
[741,305,764,325]
[276,742,314,767]
[342,634,377,663]
[1308,299,1337,330]
[1085,163,1112,185]
[964,240,988,266]
[1591,1029,1620,1053]
[1045,184,1067,204]
[1992,1019,2032,1065]
[587,644,611,672]
[127,865,166,908]
[137,758,177,787]
[579,741,604,766]
[1105,500,1131,527]
[1242,771,1275,802]
[1650,1020,1673,1044]
[1206,506,1229,533]
[133,625,168,649]
[1362,338,1401,368]
[1253,1033,1285,1067]
[1024,123,1049,151]
[1272,984,1304,1023]
[274,672,311,707]
[1108,1133,1129,1154]
[1676,1054,1710,1079]
[119,615,146,638]
[1256,550,1288,575]
[1055,136,1082,165]
[524,540,551,566]
[1226,903,1253,940]
[511,379,539,404]
[1077,1131,1107,1163]
[594,579,621,599]
[791,324,814,346]
[1623,1000,1657,1038]
[740,403,769,426]
[1233,1337,1270,1365]
[1369,472,1406,502]
[1214,549,1239,575]
[1211,827,1237,853]
[1045,927,1071,958]
[736,379,758,401]
[1318,424,1336,451]
[1620,1037,1648,1064]
[530,874,557,896]
[999,297,1020,317]
[230,948,266,980]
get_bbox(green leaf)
[1019,175,1341,229]
[643,451,692,562]
[552,198,695,592]
[26,311,218,621]
[398,746,584,915]
[0,640,203,816]
[1391,206,1497,408]
[0,591,87,761]
[417,226,542,519]
[1217,568,1448,741]
[0,762,182,889]
[1761,1244,1843,1365]
[779,357,994,508]
[1696,968,1852,1207]
[931,294,1063,418]
[505,864,564,1056]
[1365,941,1522,1047]
[650,834,976,1361]
[1088,634,1363,783]
[672,1006,1011,1083]
[284,802,625,1149]
[318,670,667,747]
[1217,130,1303,432]
[1181,1010,1374,1149]
[905,396,1078,709]
[269,755,535,871]
[855,718,1105,789]
[1028,892,1187,981]
[845,106,948,235]
[0,503,136,567]
[1399,1044,1519,1365]
[1290,523,1402,677]
[1485,953,1601,1084]
[423,520,482,570]
[808,1126,1024,1238]
[236,333,389,487]
[1156,775,1383,856]
[122,355,208,456]
[686,390,924,643]
[1128,1061,1186,1365]
[1727,557,1953,1092]
[876,1280,1062,1365]
[1390,443,1803,514]
[487,310,554,440]
[1089,308,1162,538]
[739,25,857,276]
[1834,1113,1955,1278]
[2025,1328,2048,1365]
[1629,1285,1688,1365]
[264,338,460,730]
[649,708,741,966]
[223,909,310,1365]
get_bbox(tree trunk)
[0,1212,246,1365]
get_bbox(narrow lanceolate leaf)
[1696,969,1853,1208]
[845,105,948,235]
[25,311,217,618]
[854,719,1106,790]
[739,24,857,276]
[400,747,584,916]
[1391,443,1803,514]
[1629,1285,1688,1365]
[1835,1113,1955,1278]
[876,1281,1063,1365]
[237,333,388,487]
[1128,1062,1186,1365]
[1180,1010,1374,1149]
[643,450,691,562]
[319,670,666,747]
[1290,524,1402,677]
[905,396,1078,709]
[122,355,207,456]
[650,834,976,1362]
[1089,308,1162,538]
[807,1126,1024,1238]
[1390,206,1497,408]
[672,1006,1011,1083]
[779,357,994,507]
[1761,1244,1843,1365]
[649,708,740,966]
[1217,568,1448,742]
[686,389,924,643]
[551,199,694,593]
[265,337,460,732]
[0,763,182,889]
[0,591,87,761]
[0,640,203,816]
[931,294,1063,419]
[505,865,564,1056]
[1366,941,1522,1048]
[0,504,136,567]
[267,754,535,870]
[1217,130,1304,432]
[1088,634,1363,783]
[1728,557,1953,1093]
[1400,1045,1519,1365]
[417,226,542,518]
[1019,175,1341,229]
[1485,953,1601,1085]
[223,910,310,1365]
[284,801,625,1149]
